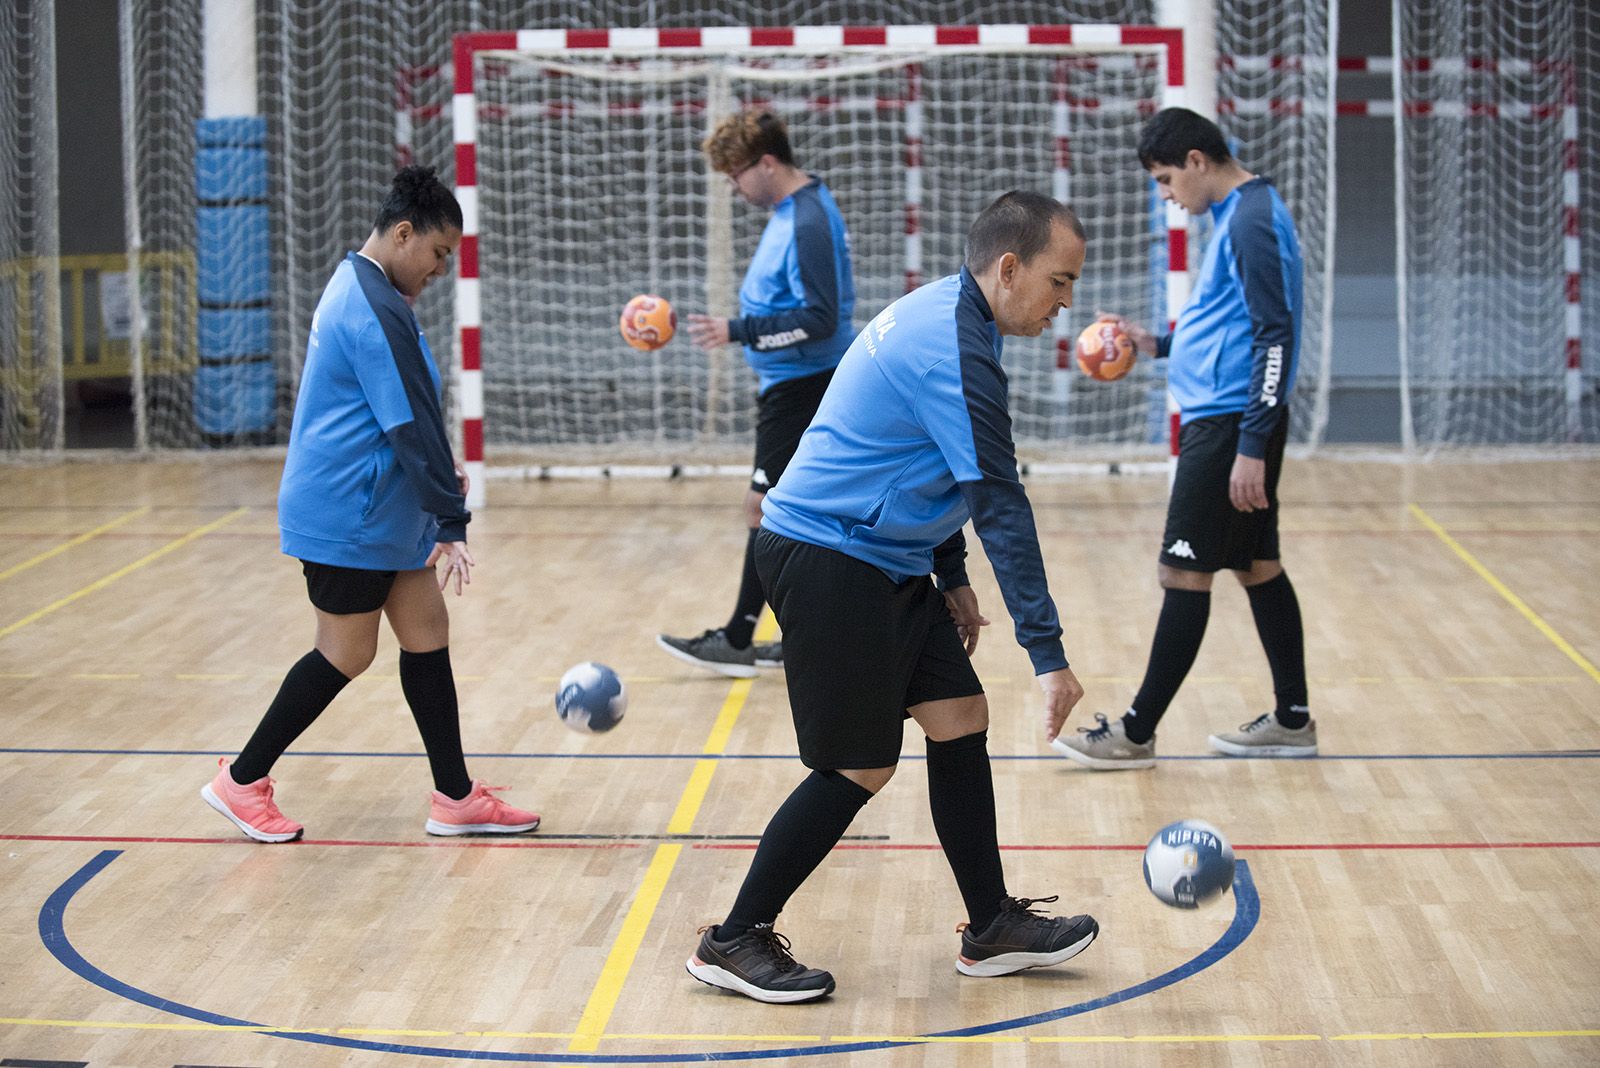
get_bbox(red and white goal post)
[448,26,1189,505]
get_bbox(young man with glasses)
[657,109,857,677]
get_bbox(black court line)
[2,747,1597,761]
[7,498,1599,513]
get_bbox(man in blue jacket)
[1055,108,1316,770]
[657,109,855,678]
[685,192,1097,1004]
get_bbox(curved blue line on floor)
[41,850,1258,1063]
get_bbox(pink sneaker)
[425,781,541,836]
[201,758,304,843]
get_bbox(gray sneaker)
[656,628,758,678]
[1050,713,1156,770]
[753,640,783,669]
[1209,712,1318,757]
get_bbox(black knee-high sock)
[232,650,350,783]
[723,528,765,650]
[1246,572,1309,727]
[927,731,1008,933]
[399,647,473,800]
[720,769,874,938]
[1123,588,1211,745]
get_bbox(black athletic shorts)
[1160,408,1290,573]
[751,368,835,494]
[301,560,398,614]
[754,529,984,770]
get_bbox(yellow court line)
[1333,1031,1600,1041]
[0,508,248,641]
[597,1032,824,1042]
[850,1035,1026,1044]
[667,760,721,834]
[567,843,683,1052]
[335,1027,457,1037]
[1033,1034,1322,1044]
[470,1030,608,1039]
[566,612,778,1053]
[1410,504,1600,686]
[0,1018,347,1035]
[704,677,756,754]
[0,505,152,582]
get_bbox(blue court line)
[4,747,1598,761]
[40,851,1258,1063]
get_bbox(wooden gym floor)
[0,456,1597,1067]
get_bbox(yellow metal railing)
[1,251,197,382]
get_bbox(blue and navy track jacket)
[1157,176,1303,458]
[278,253,469,570]
[761,268,1067,675]
[731,176,856,394]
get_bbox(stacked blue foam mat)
[195,116,274,440]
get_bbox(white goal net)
[1396,0,1595,446]
[463,34,1175,468]
[1215,0,1336,448]
[0,0,61,452]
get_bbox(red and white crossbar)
[450,26,1186,501]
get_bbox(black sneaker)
[956,895,1098,977]
[685,923,835,1003]
[753,640,783,669]
[656,629,759,678]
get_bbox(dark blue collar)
[958,266,995,323]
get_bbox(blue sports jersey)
[278,253,469,570]
[761,269,1067,675]
[731,176,856,394]
[1158,177,1303,458]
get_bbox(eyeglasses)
[725,159,760,185]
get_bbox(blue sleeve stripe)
[1231,185,1298,453]
[792,189,841,331]
[737,187,841,352]
[351,263,471,532]
[956,337,1018,482]
[953,293,1066,674]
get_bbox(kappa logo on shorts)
[752,467,771,487]
[1166,538,1197,560]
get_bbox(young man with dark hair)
[656,109,856,677]
[685,191,1097,1004]
[1055,107,1316,770]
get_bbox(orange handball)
[1074,320,1137,382]
[619,294,677,351]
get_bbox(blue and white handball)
[1143,818,1236,909]
[555,662,627,733]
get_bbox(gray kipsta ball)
[1143,818,1236,909]
[555,661,627,733]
